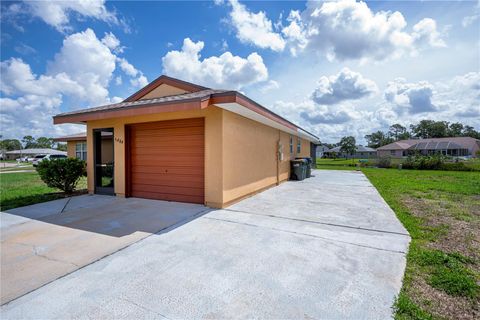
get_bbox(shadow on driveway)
[1,195,210,305]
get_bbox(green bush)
[439,162,475,172]
[403,154,444,170]
[377,156,392,168]
[36,158,86,194]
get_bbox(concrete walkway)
[1,170,410,319]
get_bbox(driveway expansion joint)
[222,208,410,237]
[203,216,407,254]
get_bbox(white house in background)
[315,145,330,158]
[4,148,67,161]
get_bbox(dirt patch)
[402,193,480,263]
[401,192,480,319]
[410,275,479,320]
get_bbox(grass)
[0,171,87,210]
[325,165,480,319]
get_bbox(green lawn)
[318,164,480,319]
[0,171,87,210]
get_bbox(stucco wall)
[139,84,189,100]
[221,110,310,206]
[86,107,223,203]
[85,106,311,207]
[66,141,78,158]
[377,150,403,158]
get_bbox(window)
[297,138,301,153]
[289,136,293,153]
[390,150,396,155]
[76,142,87,160]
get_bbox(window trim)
[75,142,87,161]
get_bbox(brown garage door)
[127,118,204,204]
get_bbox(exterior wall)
[85,106,312,208]
[66,141,77,158]
[377,150,404,158]
[139,84,189,100]
[86,107,223,203]
[221,110,310,206]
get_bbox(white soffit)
[214,102,319,143]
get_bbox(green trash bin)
[290,159,307,180]
[296,157,312,178]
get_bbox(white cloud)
[412,18,446,48]
[311,68,378,105]
[384,79,437,114]
[0,29,147,138]
[102,32,123,53]
[462,14,479,27]
[259,80,280,93]
[162,38,268,89]
[283,0,446,61]
[6,0,122,33]
[227,0,285,52]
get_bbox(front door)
[94,128,114,195]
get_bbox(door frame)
[93,128,115,195]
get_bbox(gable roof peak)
[124,75,211,102]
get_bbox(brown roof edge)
[53,99,205,124]
[123,75,210,102]
[210,91,319,140]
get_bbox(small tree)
[37,158,86,194]
[339,136,357,164]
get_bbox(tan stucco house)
[53,75,319,208]
[377,137,480,158]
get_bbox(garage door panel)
[132,155,204,164]
[131,146,204,156]
[130,191,203,204]
[132,172,203,183]
[132,138,204,148]
[131,166,204,176]
[129,118,204,204]
[131,184,204,197]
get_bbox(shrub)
[37,158,86,194]
[377,156,392,168]
[403,154,445,170]
[439,162,475,172]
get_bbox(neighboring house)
[325,145,377,159]
[4,148,67,160]
[315,145,330,158]
[54,132,113,163]
[53,75,320,208]
[377,137,480,158]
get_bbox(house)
[53,75,320,208]
[4,148,67,161]
[54,132,113,163]
[315,145,330,158]
[325,145,377,159]
[377,137,480,158]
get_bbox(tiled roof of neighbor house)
[56,89,228,117]
[5,148,67,155]
[377,137,480,151]
[328,145,376,152]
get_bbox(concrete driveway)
[1,170,410,319]
[1,196,208,305]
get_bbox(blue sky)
[1,0,479,143]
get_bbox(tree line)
[365,120,480,149]
[0,135,67,152]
